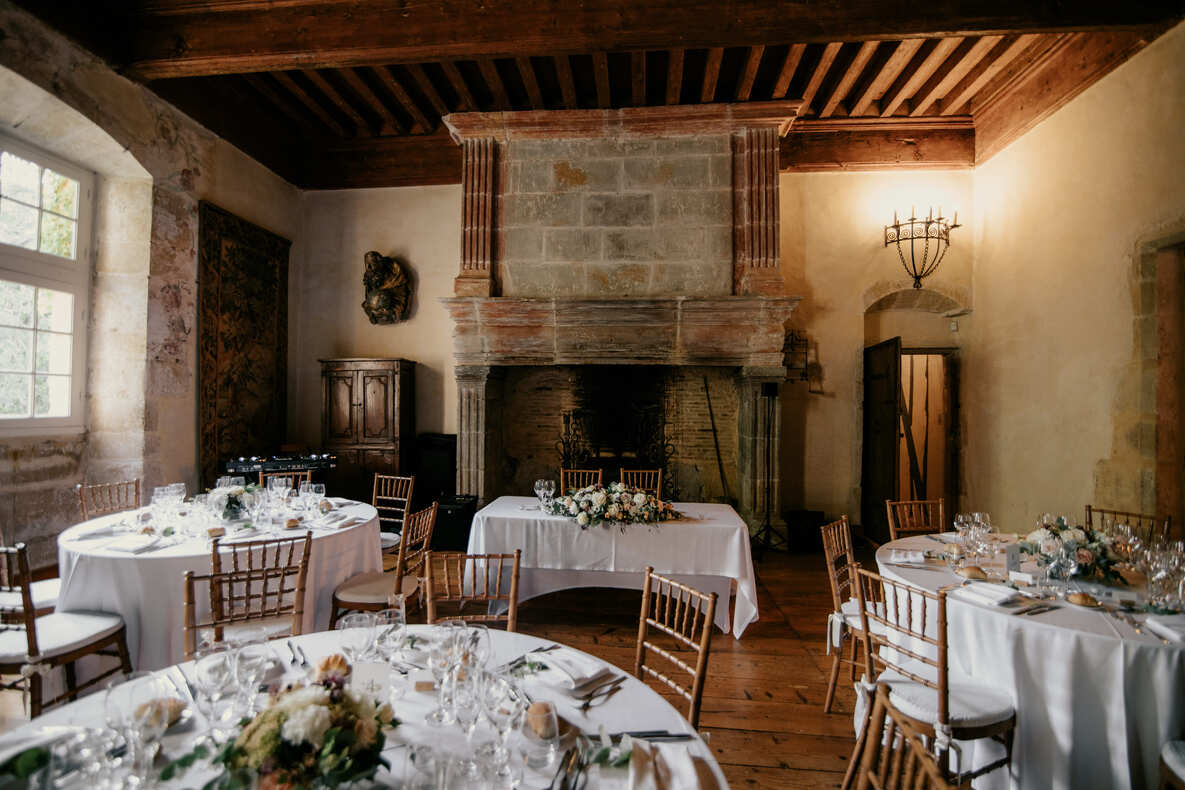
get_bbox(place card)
[1009,570,1035,585]
[1004,543,1021,573]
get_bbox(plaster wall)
[966,19,1185,530]
[289,186,462,447]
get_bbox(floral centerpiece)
[164,655,397,789]
[1019,519,1124,585]
[546,482,681,530]
[208,483,260,521]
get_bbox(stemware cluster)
[533,479,556,510]
[952,511,996,563]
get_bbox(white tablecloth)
[877,534,1185,790]
[56,501,382,670]
[0,626,727,789]
[467,497,759,637]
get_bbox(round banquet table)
[56,500,382,671]
[877,534,1185,790]
[0,626,727,789]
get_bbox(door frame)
[901,346,960,521]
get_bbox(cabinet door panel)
[360,371,395,443]
[324,372,357,443]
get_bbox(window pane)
[0,152,40,206]
[35,331,70,374]
[0,373,30,417]
[0,198,37,250]
[0,280,34,327]
[34,374,70,417]
[0,327,32,372]
[35,287,72,332]
[41,169,78,219]
[38,212,75,259]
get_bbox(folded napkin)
[105,534,161,554]
[545,648,614,689]
[71,525,116,541]
[952,582,1019,607]
[1145,614,1185,643]
[629,740,712,790]
[888,549,926,564]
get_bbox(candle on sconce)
[938,206,942,220]
[953,210,958,225]
[893,210,898,225]
[911,205,916,219]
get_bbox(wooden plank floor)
[515,549,869,788]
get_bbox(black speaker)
[414,433,456,510]
[432,495,478,551]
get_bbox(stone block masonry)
[498,136,733,298]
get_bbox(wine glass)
[307,483,326,514]
[478,675,527,772]
[464,624,492,670]
[337,612,378,663]
[450,664,484,778]
[105,671,175,787]
[375,603,407,663]
[533,479,547,509]
[233,641,275,714]
[425,627,463,727]
[542,479,556,508]
[192,647,238,744]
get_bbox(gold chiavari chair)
[1085,505,1172,545]
[856,684,957,790]
[885,499,945,542]
[424,550,521,631]
[0,543,132,717]
[330,502,438,627]
[188,531,313,656]
[75,479,141,521]
[560,468,602,493]
[633,566,717,730]
[820,515,875,713]
[374,474,414,554]
[620,468,662,498]
[846,567,1015,787]
[259,469,312,488]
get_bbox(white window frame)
[0,133,94,436]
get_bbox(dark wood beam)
[735,45,765,101]
[240,73,323,137]
[665,48,684,105]
[338,67,405,134]
[782,119,975,170]
[516,57,544,109]
[879,38,960,116]
[848,38,923,116]
[554,55,578,109]
[799,42,842,115]
[302,69,371,133]
[372,66,432,133]
[407,63,451,115]
[631,51,647,106]
[270,71,349,137]
[124,1,1185,79]
[909,35,1001,116]
[440,61,478,111]
[476,58,511,110]
[939,34,1037,115]
[771,44,806,99]
[818,40,879,117]
[304,131,463,189]
[593,52,612,108]
[701,47,724,102]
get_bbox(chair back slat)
[373,474,415,536]
[258,469,312,488]
[885,499,945,542]
[75,480,141,521]
[0,544,38,658]
[1085,505,1171,544]
[633,566,717,730]
[394,502,438,593]
[560,468,602,493]
[424,550,521,631]
[856,684,954,790]
[619,469,662,499]
[821,516,856,613]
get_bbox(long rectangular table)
[467,496,759,637]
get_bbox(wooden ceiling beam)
[848,38,923,116]
[966,33,1069,114]
[771,43,806,99]
[122,1,1185,79]
[818,40,879,118]
[799,42,842,115]
[554,55,578,109]
[240,73,323,137]
[516,57,544,109]
[372,66,432,133]
[909,35,1002,116]
[939,34,1038,115]
[302,69,372,133]
[735,45,765,101]
[879,37,961,116]
[665,48,684,105]
[593,52,612,108]
[701,47,724,102]
[338,67,405,134]
[440,61,477,111]
[407,63,451,115]
[782,121,974,170]
[631,51,647,106]
[476,58,511,110]
[270,71,350,137]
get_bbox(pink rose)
[1076,547,1095,565]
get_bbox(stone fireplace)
[441,102,801,528]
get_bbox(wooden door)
[862,337,901,544]
[359,369,395,444]
[323,370,358,444]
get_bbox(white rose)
[606,503,620,518]
[632,493,647,507]
[1040,537,1062,555]
[592,491,607,506]
[281,703,332,748]
[1025,527,1052,544]
[568,501,579,515]
[1063,528,1087,545]
[576,511,590,526]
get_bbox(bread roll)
[956,565,988,580]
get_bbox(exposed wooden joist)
[879,37,961,116]
[782,120,975,170]
[631,51,647,106]
[966,33,1069,114]
[701,47,724,102]
[939,34,1038,115]
[123,1,1185,79]
[592,52,611,108]
[406,63,451,115]
[270,71,349,137]
[373,66,432,132]
[554,55,578,109]
[302,69,371,133]
[476,58,511,110]
[665,48,684,105]
[338,68,405,134]
[440,61,477,111]
[818,40,879,118]
[848,39,923,116]
[735,45,765,101]
[516,57,544,109]
[305,131,463,189]
[799,42,842,115]
[909,35,1002,116]
[240,73,322,137]
[771,44,806,99]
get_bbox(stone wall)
[498,137,733,297]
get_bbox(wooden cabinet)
[321,358,415,501]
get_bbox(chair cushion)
[878,666,1015,729]
[334,571,418,605]
[0,578,61,613]
[201,617,294,648]
[0,611,123,663]
[1163,741,1185,781]
[379,532,401,550]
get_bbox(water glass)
[521,699,561,771]
[104,671,175,787]
[425,635,461,727]
[450,665,484,778]
[233,641,275,714]
[337,612,378,663]
[479,675,527,771]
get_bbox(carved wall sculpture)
[361,250,412,324]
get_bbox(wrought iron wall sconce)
[884,206,960,288]
[784,329,823,394]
